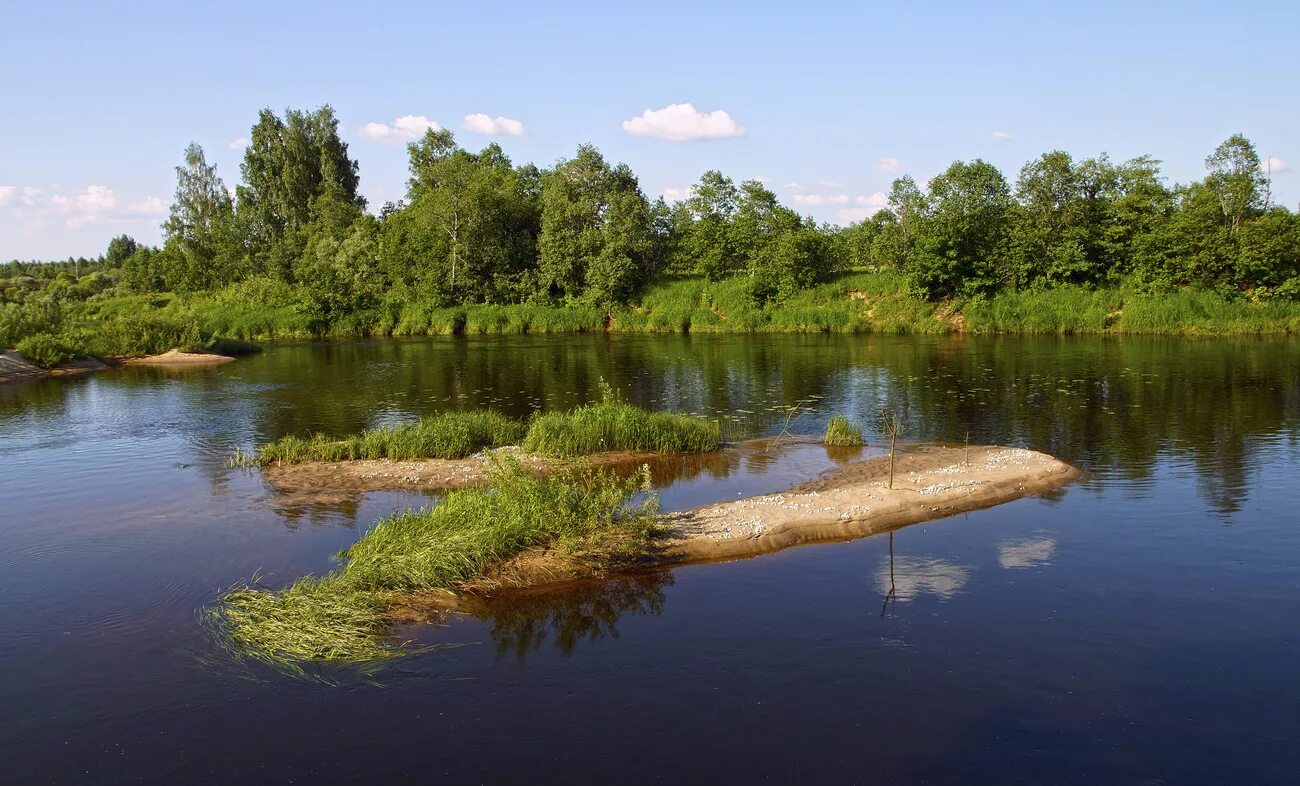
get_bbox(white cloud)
[819,179,844,189]
[359,115,440,143]
[128,196,167,216]
[52,184,117,214]
[0,186,14,207]
[856,192,888,209]
[1263,156,1288,174]
[662,186,695,202]
[21,187,41,206]
[621,102,745,141]
[461,113,525,136]
[875,156,903,172]
[228,137,249,150]
[783,181,806,192]
[836,208,873,223]
[792,192,849,207]
[991,131,1012,141]
[833,193,888,225]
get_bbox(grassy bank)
[209,458,659,666]
[7,272,1300,370]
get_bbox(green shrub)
[16,332,79,368]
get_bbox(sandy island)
[451,445,1077,598]
[266,442,1078,604]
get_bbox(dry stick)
[879,408,902,489]
[889,427,897,489]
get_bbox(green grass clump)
[254,410,525,465]
[213,576,400,664]
[208,458,658,666]
[823,415,864,447]
[522,390,721,457]
[340,458,659,590]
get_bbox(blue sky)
[3,0,1296,260]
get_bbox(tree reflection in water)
[465,572,674,658]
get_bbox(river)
[2,333,1297,784]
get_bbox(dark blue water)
[2,334,1297,784]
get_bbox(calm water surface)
[2,334,1298,784]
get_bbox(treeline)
[3,106,1299,363]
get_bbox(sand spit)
[1,348,236,384]
[121,350,236,366]
[656,445,1076,563]
[389,444,1079,604]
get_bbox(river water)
[2,334,1298,784]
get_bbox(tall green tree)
[381,129,540,303]
[909,160,1012,298]
[538,145,653,305]
[236,106,365,278]
[1205,133,1266,232]
[162,142,238,291]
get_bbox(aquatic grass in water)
[254,410,524,465]
[209,458,658,666]
[211,577,401,665]
[823,415,864,447]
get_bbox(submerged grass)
[208,457,659,667]
[823,415,865,447]
[253,410,524,465]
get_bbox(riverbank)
[7,273,1299,375]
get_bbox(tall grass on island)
[241,392,722,467]
[250,410,524,465]
[522,385,721,457]
[823,415,865,447]
[208,457,659,667]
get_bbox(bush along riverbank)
[7,270,1300,377]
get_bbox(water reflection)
[875,548,972,603]
[4,334,1298,521]
[464,572,672,658]
[998,535,1058,569]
